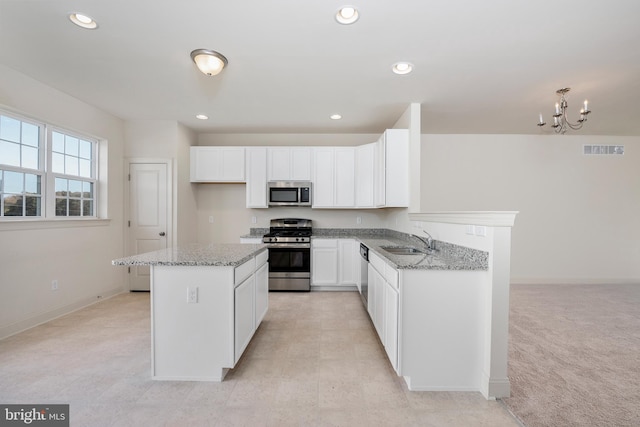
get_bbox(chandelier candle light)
[537,88,591,134]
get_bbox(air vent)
[583,145,625,155]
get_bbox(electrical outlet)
[208,216,214,223]
[475,226,487,237]
[251,216,257,224]
[187,287,198,304]
[51,280,59,291]
[466,225,475,235]
[356,216,362,225]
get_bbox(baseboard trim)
[403,376,480,393]
[480,373,511,399]
[0,287,125,340]
[511,278,640,286]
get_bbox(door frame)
[124,158,174,291]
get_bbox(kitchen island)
[113,243,268,381]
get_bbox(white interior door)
[128,162,169,291]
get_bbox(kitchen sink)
[380,246,427,255]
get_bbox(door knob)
[159,232,166,236]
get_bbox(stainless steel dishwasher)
[359,243,369,308]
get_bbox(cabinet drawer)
[312,238,338,248]
[369,251,386,276]
[384,265,399,289]
[256,249,268,267]
[235,257,255,286]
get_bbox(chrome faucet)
[414,229,436,251]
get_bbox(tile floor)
[0,291,520,426]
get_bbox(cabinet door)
[338,239,358,286]
[384,129,409,207]
[334,147,355,207]
[368,263,385,339]
[311,239,338,286]
[246,147,268,208]
[267,147,291,181]
[234,275,255,364]
[374,135,386,207]
[291,147,312,181]
[355,143,376,208]
[191,147,245,182]
[254,262,269,327]
[312,148,335,207]
[384,281,399,371]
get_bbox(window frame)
[0,109,100,221]
[47,126,98,219]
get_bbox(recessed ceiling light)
[336,6,359,24]
[69,13,98,29]
[195,114,209,120]
[392,62,414,75]
[330,114,342,120]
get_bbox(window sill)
[0,218,111,231]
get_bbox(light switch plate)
[187,287,198,303]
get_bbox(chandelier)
[537,88,591,134]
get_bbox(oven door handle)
[266,243,311,249]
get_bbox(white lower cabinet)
[234,274,255,364]
[311,239,338,287]
[254,261,269,326]
[367,251,399,372]
[338,239,358,286]
[384,280,399,370]
[150,249,268,381]
[312,238,358,288]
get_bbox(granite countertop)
[241,227,488,271]
[310,228,488,271]
[112,243,267,267]
[358,237,487,271]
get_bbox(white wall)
[198,133,379,147]
[420,134,640,285]
[195,184,390,243]
[0,65,127,339]
[123,120,198,247]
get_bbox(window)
[50,130,96,217]
[0,111,98,219]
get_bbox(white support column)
[481,225,512,399]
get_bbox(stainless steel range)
[263,218,312,291]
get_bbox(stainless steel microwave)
[268,181,312,206]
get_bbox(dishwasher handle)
[359,243,369,261]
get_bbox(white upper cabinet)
[190,147,245,182]
[267,147,312,181]
[245,147,268,208]
[312,147,355,208]
[312,147,335,207]
[355,142,376,208]
[334,148,356,207]
[378,129,409,207]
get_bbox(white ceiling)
[1,0,639,136]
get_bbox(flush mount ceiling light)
[392,62,413,75]
[330,114,342,120]
[69,13,98,29]
[195,114,209,120]
[190,49,228,76]
[336,6,359,24]
[537,88,592,134]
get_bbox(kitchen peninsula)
[112,243,268,381]
[113,226,502,399]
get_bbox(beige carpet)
[504,284,640,427]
